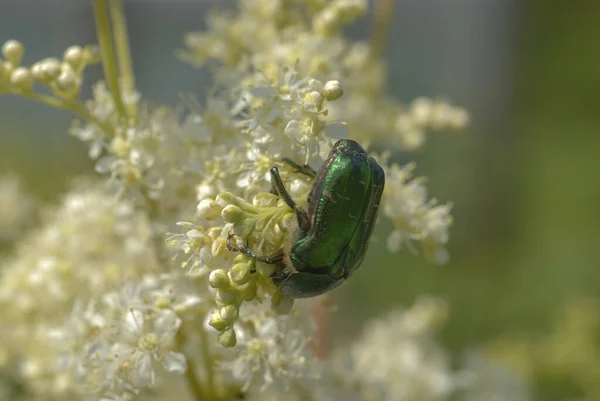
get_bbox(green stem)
[93,0,128,120]
[199,325,218,400]
[370,0,396,58]
[108,0,138,121]
[176,328,206,401]
[16,90,114,136]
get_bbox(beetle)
[227,139,385,298]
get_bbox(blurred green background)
[2,1,600,399]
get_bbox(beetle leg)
[269,167,311,231]
[281,158,317,178]
[226,231,284,264]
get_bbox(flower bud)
[197,199,221,220]
[305,91,324,111]
[2,40,23,65]
[256,261,276,277]
[208,308,228,331]
[55,70,77,95]
[208,269,229,289]
[239,280,258,301]
[324,80,343,101]
[215,288,237,305]
[218,327,237,347]
[10,67,32,90]
[229,262,251,285]
[40,59,61,82]
[219,305,239,325]
[252,192,278,207]
[221,204,245,223]
[63,46,84,69]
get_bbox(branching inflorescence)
[0,1,524,401]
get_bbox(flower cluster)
[0,0,497,399]
[0,175,36,245]
[180,0,468,150]
[0,40,99,98]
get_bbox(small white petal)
[162,351,187,374]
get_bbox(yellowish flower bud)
[208,269,230,289]
[40,59,61,82]
[219,305,239,325]
[221,204,245,223]
[2,40,24,65]
[252,192,278,207]
[208,309,228,331]
[197,199,221,220]
[324,80,343,101]
[55,70,77,94]
[229,262,251,285]
[256,261,276,277]
[10,67,32,90]
[216,288,237,305]
[63,46,84,69]
[218,327,237,347]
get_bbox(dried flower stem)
[93,0,127,120]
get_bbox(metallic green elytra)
[227,139,385,298]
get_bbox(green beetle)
[227,139,385,298]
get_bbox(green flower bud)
[215,288,237,305]
[218,327,237,347]
[219,305,239,325]
[208,269,229,289]
[256,260,276,277]
[221,204,245,223]
[239,280,258,301]
[208,308,228,331]
[252,192,278,207]
[229,262,251,285]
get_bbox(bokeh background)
[2,1,599,399]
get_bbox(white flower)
[338,297,463,401]
[382,163,453,264]
[221,305,316,392]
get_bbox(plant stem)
[16,90,114,136]
[93,0,128,120]
[199,324,218,400]
[108,0,138,121]
[370,0,396,58]
[177,328,207,401]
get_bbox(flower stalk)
[93,0,128,120]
